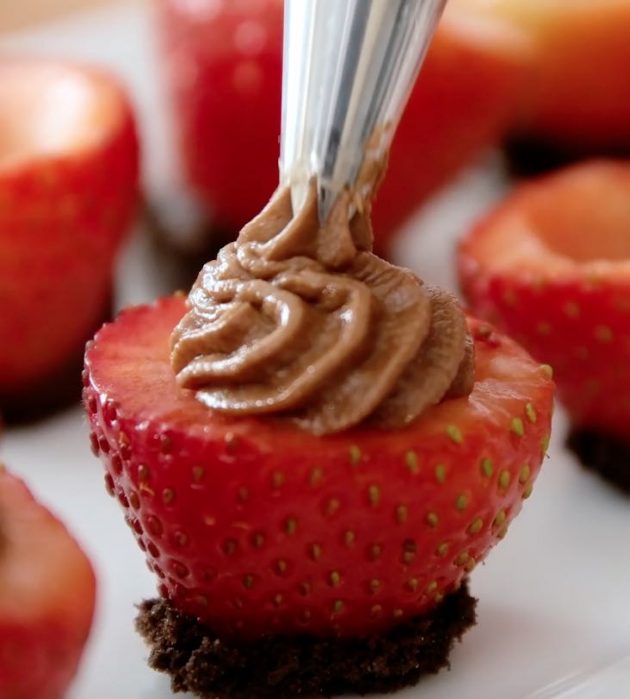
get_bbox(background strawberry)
[459,160,630,440]
[0,465,96,699]
[84,296,553,639]
[156,0,529,252]
[454,0,630,151]
[0,57,139,420]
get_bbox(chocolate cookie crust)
[502,137,630,179]
[136,582,476,699]
[567,428,630,495]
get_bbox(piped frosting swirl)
[171,184,473,435]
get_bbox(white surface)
[1,3,630,698]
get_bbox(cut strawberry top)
[85,296,554,638]
[453,0,630,146]
[88,296,547,451]
[463,162,630,276]
[0,59,124,170]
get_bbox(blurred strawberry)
[456,0,630,151]
[0,57,139,420]
[0,465,96,699]
[459,161,630,438]
[459,161,630,490]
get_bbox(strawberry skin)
[371,4,530,241]
[0,466,96,699]
[459,160,630,439]
[156,0,284,234]
[85,295,553,639]
[0,58,139,396]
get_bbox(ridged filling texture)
[171,183,474,435]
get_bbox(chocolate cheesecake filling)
[171,183,473,435]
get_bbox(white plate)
[1,3,630,698]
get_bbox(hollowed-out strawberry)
[84,295,553,639]
[459,160,630,440]
[454,0,630,150]
[0,57,139,419]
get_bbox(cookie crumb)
[136,582,477,699]
[567,429,630,495]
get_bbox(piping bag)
[280,0,447,226]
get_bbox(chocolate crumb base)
[144,196,236,293]
[502,138,629,179]
[567,428,630,495]
[0,290,113,425]
[135,582,476,699]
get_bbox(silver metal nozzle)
[280,0,447,223]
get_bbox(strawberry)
[459,160,630,440]
[156,0,284,236]
[0,465,96,699]
[456,0,630,151]
[84,295,553,639]
[156,0,528,252]
[371,3,530,241]
[0,57,139,418]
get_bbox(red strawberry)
[459,160,630,440]
[84,295,553,639]
[0,57,139,417]
[156,0,528,251]
[0,465,96,699]
[371,4,530,240]
[456,0,630,150]
[156,0,284,235]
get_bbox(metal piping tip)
[280,0,447,224]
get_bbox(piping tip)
[280,0,447,224]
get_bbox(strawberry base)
[136,581,476,699]
[1,286,113,424]
[567,429,630,496]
